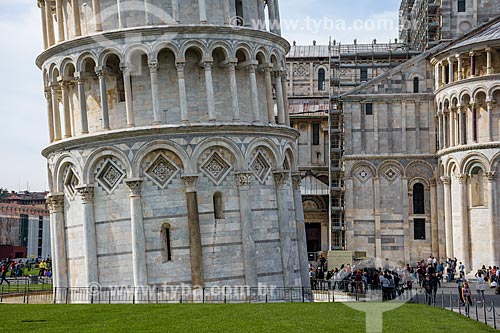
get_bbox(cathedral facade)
[36,0,309,297]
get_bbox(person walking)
[423,274,433,305]
[476,270,486,304]
[0,263,10,286]
[462,281,473,315]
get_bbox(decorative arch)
[151,42,180,62]
[472,86,488,101]
[233,42,254,60]
[82,147,132,184]
[53,154,83,193]
[124,44,151,64]
[191,137,244,172]
[98,48,123,67]
[60,58,77,77]
[76,51,99,71]
[244,138,280,168]
[281,143,298,172]
[132,140,190,176]
[349,161,376,182]
[444,158,460,177]
[405,160,435,180]
[461,152,490,174]
[207,41,231,60]
[181,41,208,59]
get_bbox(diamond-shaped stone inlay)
[145,154,179,188]
[201,152,231,185]
[384,168,398,182]
[355,168,371,183]
[96,161,124,194]
[64,168,79,199]
[250,153,271,184]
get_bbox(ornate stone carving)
[457,174,468,184]
[440,176,451,185]
[200,152,231,185]
[382,167,398,183]
[125,179,143,196]
[236,173,253,188]
[429,178,437,187]
[96,160,124,194]
[148,62,158,71]
[292,174,302,191]
[250,152,271,184]
[64,167,79,199]
[182,176,198,193]
[486,172,498,182]
[145,154,179,188]
[273,171,289,187]
[46,193,64,213]
[76,185,94,202]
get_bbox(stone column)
[171,0,179,22]
[448,57,454,83]
[273,0,282,35]
[267,0,276,33]
[470,52,476,78]
[450,108,456,147]
[456,54,463,80]
[182,176,204,287]
[176,62,189,123]
[126,179,148,298]
[120,65,135,127]
[437,114,443,150]
[236,173,258,287]
[95,67,110,130]
[76,185,99,287]
[76,75,89,134]
[198,0,207,23]
[71,0,82,37]
[274,171,292,287]
[60,81,72,138]
[51,85,62,141]
[204,61,216,121]
[487,99,494,142]
[443,111,448,148]
[486,172,499,265]
[264,66,275,124]
[227,62,240,121]
[457,174,470,270]
[92,0,103,31]
[281,72,290,126]
[401,177,410,263]
[430,179,439,257]
[55,0,65,42]
[441,62,446,85]
[45,89,55,142]
[292,174,310,289]
[44,0,55,47]
[441,177,453,258]
[149,62,162,125]
[248,64,260,123]
[46,193,68,297]
[38,1,48,49]
[434,64,440,88]
[486,48,493,75]
[275,71,285,125]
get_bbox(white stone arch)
[76,51,99,72]
[47,63,59,83]
[60,57,77,77]
[82,147,132,184]
[245,138,280,169]
[490,151,500,171]
[376,160,404,178]
[47,165,54,193]
[191,137,244,172]
[124,44,151,64]
[233,42,254,61]
[132,140,190,176]
[349,161,376,178]
[437,159,446,178]
[98,48,124,67]
[405,160,435,180]
[461,152,490,174]
[408,71,425,81]
[151,42,181,62]
[444,157,460,177]
[408,177,430,189]
[53,154,83,193]
[208,41,232,60]
[181,41,208,59]
[459,89,473,104]
[488,84,500,98]
[472,86,489,101]
[281,141,298,172]
[255,46,270,64]
[270,52,282,69]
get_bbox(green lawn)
[0,283,52,293]
[0,303,494,332]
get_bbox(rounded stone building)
[433,17,500,271]
[37,0,308,297]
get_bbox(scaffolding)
[400,0,442,51]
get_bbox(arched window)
[318,68,326,91]
[235,0,244,26]
[458,0,466,12]
[413,77,419,93]
[470,167,485,206]
[413,183,425,214]
[213,192,224,219]
[161,223,172,261]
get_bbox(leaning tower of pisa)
[36,0,309,296]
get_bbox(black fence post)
[475,302,478,321]
[0,285,3,303]
[483,300,487,326]
[493,301,497,329]
[224,287,227,304]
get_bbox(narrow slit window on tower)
[312,123,320,145]
[413,77,419,93]
[458,0,466,12]
[318,68,326,91]
[413,183,425,214]
[213,192,224,219]
[161,224,172,261]
[235,0,244,26]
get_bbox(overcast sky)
[0,0,400,192]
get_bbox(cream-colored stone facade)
[37,0,309,297]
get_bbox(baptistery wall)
[432,17,500,271]
[37,0,309,296]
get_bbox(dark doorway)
[305,222,321,254]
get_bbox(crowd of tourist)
[0,257,52,285]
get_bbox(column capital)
[486,99,496,107]
[148,62,158,71]
[76,185,94,202]
[455,54,462,60]
[273,171,289,187]
[469,51,476,57]
[236,172,253,188]
[95,67,106,77]
[176,62,186,71]
[440,176,451,185]
[291,173,302,191]
[46,193,65,213]
[182,175,198,193]
[486,172,498,182]
[457,174,468,184]
[125,178,143,196]
[120,64,132,75]
[429,178,437,187]
[203,61,214,70]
